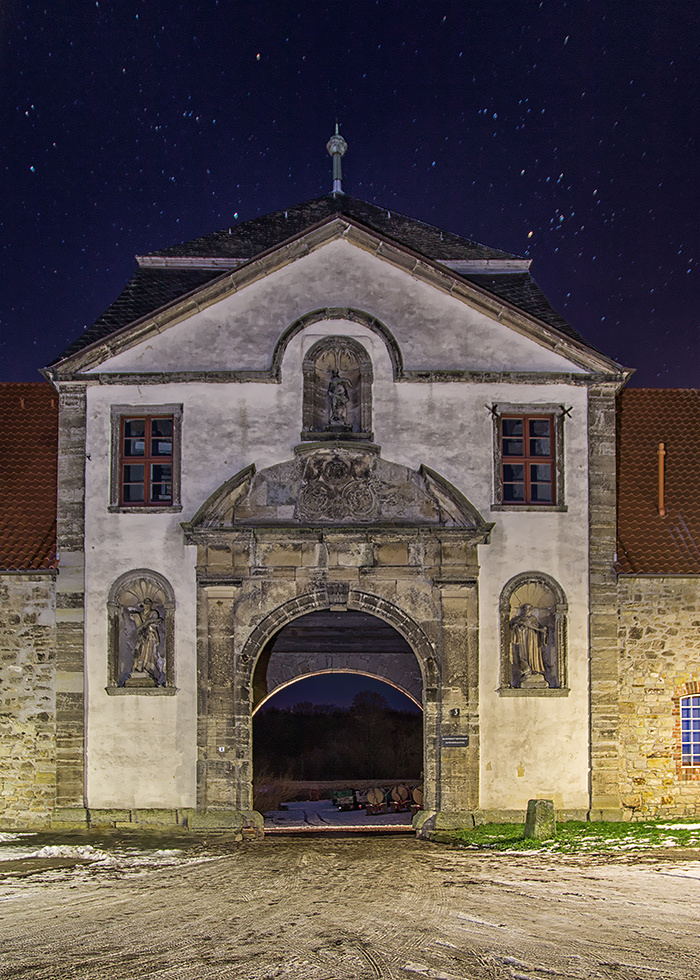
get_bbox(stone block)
[131,808,179,826]
[524,799,556,840]
[51,807,89,828]
[188,809,264,832]
[374,541,408,567]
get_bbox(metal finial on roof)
[326,122,347,195]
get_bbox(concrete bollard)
[524,799,556,840]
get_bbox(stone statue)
[327,369,352,426]
[510,603,548,679]
[127,597,164,684]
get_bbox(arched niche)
[106,569,176,693]
[271,307,403,382]
[301,335,373,440]
[499,572,568,693]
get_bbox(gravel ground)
[0,832,698,979]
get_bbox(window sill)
[498,687,570,697]
[106,686,178,696]
[300,430,374,442]
[491,504,568,513]
[108,505,183,514]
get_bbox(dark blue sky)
[3,0,698,385]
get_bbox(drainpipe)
[658,442,666,517]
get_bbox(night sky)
[3,1,699,386]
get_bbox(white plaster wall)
[90,240,586,376]
[82,250,592,811]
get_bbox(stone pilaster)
[54,384,87,817]
[435,574,480,815]
[588,385,622,815]
[197,579,254,813]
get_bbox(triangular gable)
[46,214,626,381]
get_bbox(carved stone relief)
[185,446,493,532]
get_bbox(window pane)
[123,438,145,456]
[122,483,145,502]
[502,438,524,456]
[152,439,173,456]
[529,419,551,438]
[123,464,144,483]
[502,418,523,438]
[151,418,173,438]
[150,464,172,502]
[530,483,553,502]
[151,464,172,482]
[124,419,145,437]
[529,438,551,456]
[530,464,552,483]
[503,464,525,482]
[503,482,525,502]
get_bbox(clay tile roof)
[616,388,700,575]
[0,383,58,571]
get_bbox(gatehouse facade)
[2,182,698,831]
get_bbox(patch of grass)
[452,819,700,853]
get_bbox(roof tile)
[617,388,700,575]
[0,383,58,571]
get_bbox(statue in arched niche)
[127,597,164,682]
[108,572,173,688]
[506,578,562,690]
[302,336,373,440]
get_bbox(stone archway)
[228,590,438,815]
[183,444,493,832]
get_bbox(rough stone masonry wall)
[0,573,56,828]
[618,576,700,816]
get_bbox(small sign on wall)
[441,735,469,748]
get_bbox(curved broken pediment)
[186,444,491,533]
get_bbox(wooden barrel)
[366,787,384,806]
[412,785,424,807]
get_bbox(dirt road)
[0,835,698,979]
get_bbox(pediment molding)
[183,445,492,539]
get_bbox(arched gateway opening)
[251,611,424,817]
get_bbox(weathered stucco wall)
[76,244,597,815]
[618,576,700,816]
[0,573,56,828]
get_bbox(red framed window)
[120,416,173,505]
[501,414,555,504]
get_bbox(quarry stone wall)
[0,573,56,828]
[618,576,700,816]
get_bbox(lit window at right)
[501,414,555,504]
[681,695,700,766]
